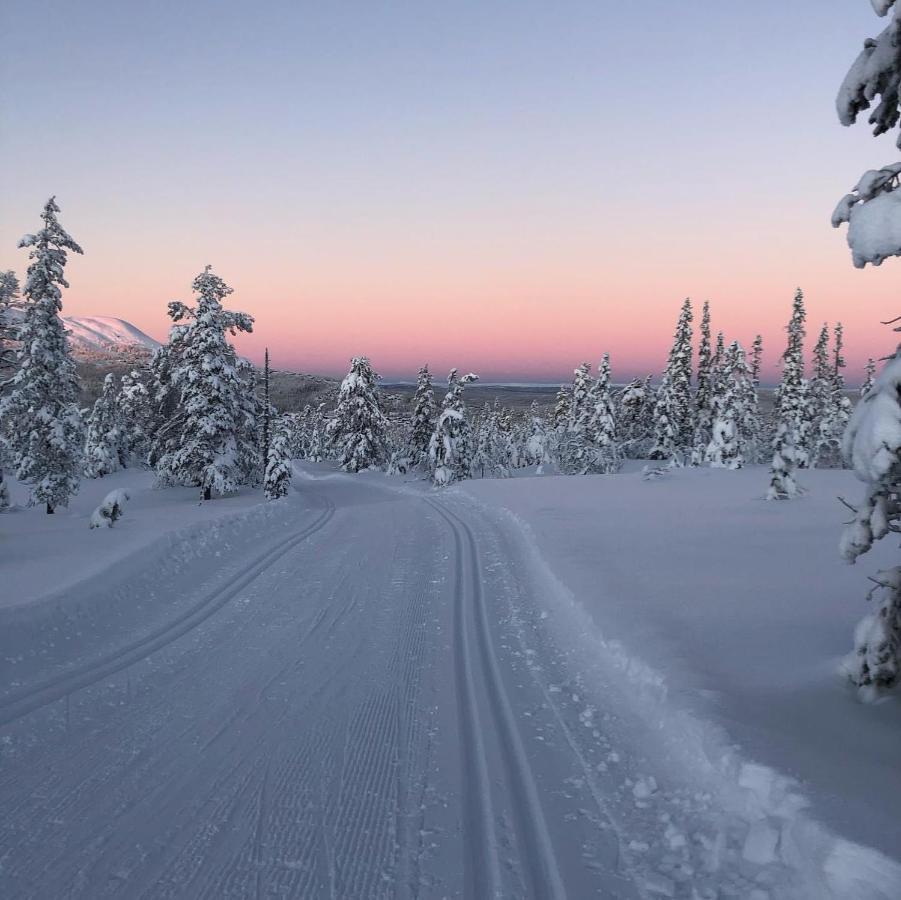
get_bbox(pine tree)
[692,301,714,463]
[861,357,877,397]
[523,402,552,472]
[155,266,258,500]
[0,270,21,510]
[0,198,84,513]
[409,364,437,465]
[327,356,389,472]
[706,341,754,469]
[264,415,293,500]
[808,323,832,466]
[0,270,19,375]
[117,368,153,463]
[84,373,127,478]
[552,385,571,428]
[261,348,272,479]
[767,289,807,499]
[750,335,763,389]
[832,3,901,695]
[815,323,853,467]
[429,369,478,485]
[650,298,693,462]
[591,353,619,473]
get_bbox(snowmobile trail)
[0,471,879,898]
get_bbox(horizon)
[2,1,898,382]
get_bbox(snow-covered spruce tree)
[750,334,763,389]
[155,266,258,500]
[327,356,389,473]
[0,270,19,373]
[559,363,595,473]
[767,289,808,500]
[0,270,21,509]
[83,373,127,478]
[117,368,153,463]
[260,347,272,479]
[429,369,478,486]
[692,301,714,464]
[705,341,754,469]
[0,198,84,513]
[264,415,293,500]
[409,364,437,466]
[831,1,901,693]
[591,353,620,473]
[650,298,693,463]
[808,323,833,466]
[861,357,877,397]
[618,374,655,456]
[523,402,552,472]
[816,323,853,468]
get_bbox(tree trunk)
[203,486,211,501]
[46,502,54,514]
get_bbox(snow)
[2,463,900,897]
[62,315,161,353]
[459,466,901,880]
[1,469,268,608]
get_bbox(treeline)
[0,198,867,514]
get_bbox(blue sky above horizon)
[1,1,898,382]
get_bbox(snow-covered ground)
[0,463,899,898]
[459,465,901,886]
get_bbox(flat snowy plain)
[0,462,899,898]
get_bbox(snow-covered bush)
[89,488,130,529]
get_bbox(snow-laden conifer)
[265,415,293,500]
[84,373,127,478]
[0,270,21,509]
[523,402,552,472]
[692,301,714,463]
[591,353,619,473]
[117,368,153,463]
[861,357,877,397]
[429,369,478,486]
[155,266,258,499]
[409,364,437,465]
[767,289,808,499]
[815,323,853,467]
[327,356,389,473]
[706,341,755,469]
[650,298,693,462]
[0,198,84,513]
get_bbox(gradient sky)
[1,0,899,382]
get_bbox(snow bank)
[461,466,901,893]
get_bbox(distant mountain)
[63,316,162,355]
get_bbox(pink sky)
[2,2,899,384]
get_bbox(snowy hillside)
[62,316,162,354]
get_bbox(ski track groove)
[427,497,567,900]
[0,498,336,728]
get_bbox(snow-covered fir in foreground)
[832,0,901,699]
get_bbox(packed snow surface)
[0,463,899,898]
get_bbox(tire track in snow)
[0,499,335,728]
[426,500,566,900]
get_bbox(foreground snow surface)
[0,463,899,898]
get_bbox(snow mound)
[63,316,162,353]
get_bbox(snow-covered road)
[0,472,897,898]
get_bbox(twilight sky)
[1,0,899,382]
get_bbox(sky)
[1,0,900,383]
